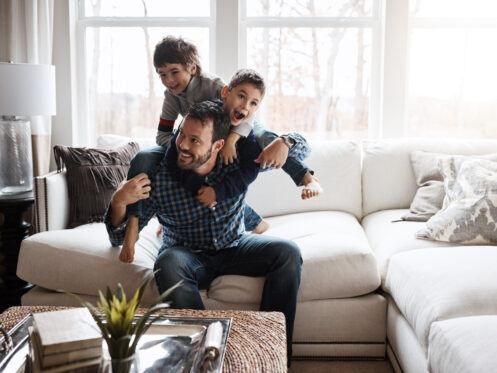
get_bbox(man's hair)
[186,100,230,142]
[153,35,202,75]
[228,69,266,96]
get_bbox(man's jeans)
[153,234,302,360]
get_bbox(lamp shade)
[0,62,56,116]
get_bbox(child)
[120,36,322,263]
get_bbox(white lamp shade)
[0,62,56,116]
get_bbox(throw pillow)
[416,157,497,244]
[53,142,139,228]
[402,151,497,222]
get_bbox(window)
[78,0,212,143]
[242,0,379,140]
[406,0,497,138]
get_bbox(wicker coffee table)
[0,306,287,373]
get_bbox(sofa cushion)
[417,158,497,244]
[208,211,380,302]
[240,140,363,219]
[362,138,497,216]
[53,142,139,228]
[362,209,453,281]
[428,316,497,373]
[384,246,497,352]
[18,211,379,305]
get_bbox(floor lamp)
[0,62,56,195]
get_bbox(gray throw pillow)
[53,142,139,228]
[402,151,497,222]
[416,157,497,243]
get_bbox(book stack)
[29,308,103,373]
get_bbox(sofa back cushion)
[246,140,363,219]
[362,139,497,216]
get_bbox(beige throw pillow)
[416,157,497,244]
[403,151,497,222]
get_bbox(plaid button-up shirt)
[105,132,310,252]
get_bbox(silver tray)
[0,314,231,373]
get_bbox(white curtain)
[0,0,54,176]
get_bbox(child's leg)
[244,204,269,234]
[121,146,165,263]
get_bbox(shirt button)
[211,206,216,211]
[213,239,217,243]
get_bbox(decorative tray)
[0,314,231,373]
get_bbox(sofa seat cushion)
[362,209,454,280]
[208,211,380,303]
[428,316,497,373]
[17,219,162,304]
[384,246,497,352]
[18,211,379,306]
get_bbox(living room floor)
[290,359,394,373]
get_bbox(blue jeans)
[127,147,264,229]
[153,234,302,362]
[127,146,165,216]
[255,128,311,186]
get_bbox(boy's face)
[157,63,196,95]
[221,83,263,126]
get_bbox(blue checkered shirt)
[105,157,248,251]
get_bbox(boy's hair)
[186,100,230,142]
[153,35,202,75]
[228,69,266,96]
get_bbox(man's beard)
[177,146,212,170]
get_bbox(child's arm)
[156,91,180,146]
[255,131,311,168]
[220,121,253,164]
[209,131,262,202]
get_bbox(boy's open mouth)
[233,110,245,121]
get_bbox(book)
[32,308,102,355]
[29,327,101,373]
[30,327,101,368]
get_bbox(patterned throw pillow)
[416,157,497,244]
[53,142,139,228]
[402,151,497,222]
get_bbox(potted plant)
[78,274,182,373]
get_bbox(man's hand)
[110,173,151,228]
[112,173,151,208]
[254,138,289,169]
[220,132,241,165]
[196,186,217,208]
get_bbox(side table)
[0,191,35,311]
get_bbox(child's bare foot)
[120,216,139,263]
[301,173,323,200]
[251,219,270,234]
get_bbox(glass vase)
[98,352,139,373]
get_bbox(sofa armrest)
[34,170,69,232]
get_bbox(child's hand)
[220,142,238,165]
[220,132,241,165]
[196,186,217,208]
[254,137,289,169]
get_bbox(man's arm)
[104,174,153,246]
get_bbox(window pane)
[86,28,209,139]
[407,28,497,138]
[410,0,497,18]
[84,0,210,17]
[247,0,373,17]
[247,28,371,140]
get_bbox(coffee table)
[0,306,287,372]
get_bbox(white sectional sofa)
[16,137,497,371]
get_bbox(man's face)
[157,63,196,95]
[221,83,263,126]
[175,117,215,171]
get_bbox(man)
[105,100,302,362]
